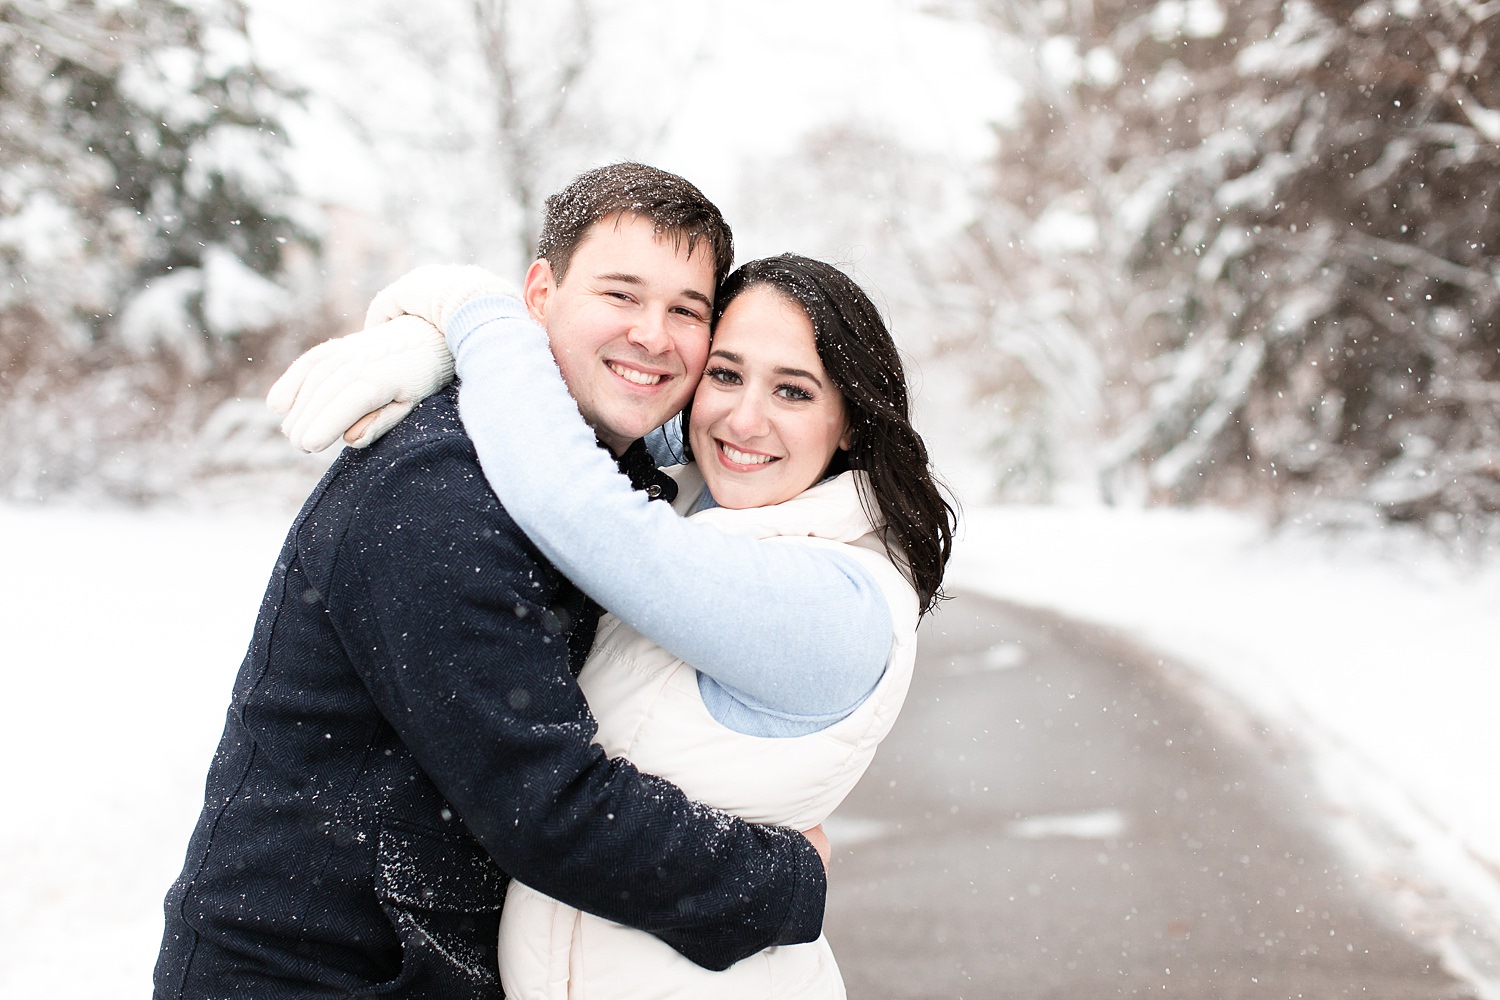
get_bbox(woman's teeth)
[721,442,773,465]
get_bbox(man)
[155,163,827,999]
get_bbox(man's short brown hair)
[536,162,734,289]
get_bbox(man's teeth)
[721,443,773,465]
[608,362,663,386]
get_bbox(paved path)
[823,591,1479,999]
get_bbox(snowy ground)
[2,499,1497,997]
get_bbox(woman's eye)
[776,384,815,402]
[706,367,741,385]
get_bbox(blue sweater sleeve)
[446,296,894,724]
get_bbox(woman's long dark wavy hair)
[684,254,957,615]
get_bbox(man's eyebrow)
[597,272,713,310]
[709,350,825,388]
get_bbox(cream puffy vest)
[498,469,920,1000]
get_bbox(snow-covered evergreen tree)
[957,0,1500,530]
[1,0,306,351]
[0,0,313,501]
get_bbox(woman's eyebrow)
[775,366,824,387]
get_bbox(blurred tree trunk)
[338,0,613,277]
[471,0,594,265]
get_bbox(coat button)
[647,485,662,498]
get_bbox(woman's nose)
[726,394,769,438]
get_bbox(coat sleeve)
[323,431,825,970]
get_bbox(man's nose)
[626,309,671,355]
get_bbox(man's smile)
[606,360,667,387]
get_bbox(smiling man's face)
[523,212,717,455]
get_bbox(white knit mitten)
[267,315,453,452]
[364,263,520,331]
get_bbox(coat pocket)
[375,819,509,911]
[367,819,511,997]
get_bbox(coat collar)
[614,438,678,504]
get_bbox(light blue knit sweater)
[446,295,894,737]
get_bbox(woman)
[274,254,954,998]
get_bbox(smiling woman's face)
[688,285,852,510]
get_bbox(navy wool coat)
[154,386,824,999]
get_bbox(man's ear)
[523,259,555,323]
